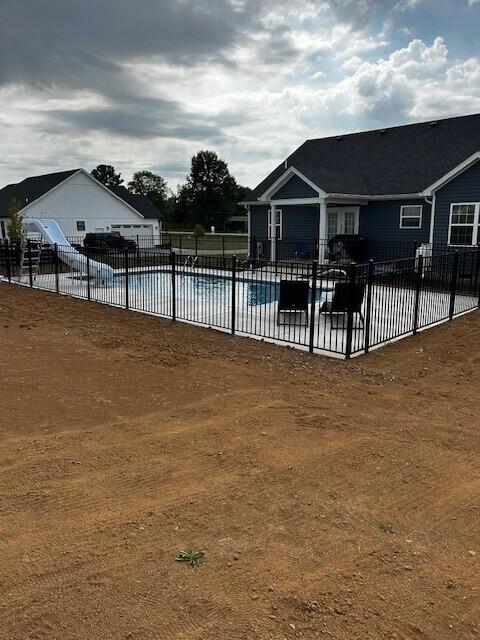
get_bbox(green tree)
[185,151,238,229]
[170,183,193,229]
[6,198,24,241]
[91,164,123,186]
[235,185,253,215]
[128,170,170,211]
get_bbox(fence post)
[413,240,418,258]
[195,235,198,258]
[124,248,129,310]
[449,251,459,320]
[231,254,237,335]
[364,259,374,353]
[5,239,11,282]
[308,260,318,354]
[54,243,59,293]
[86,252,91,301]
[345,263,357,359]
[251,235,257,270]
[27,239,33,287]
[413,253,423,335]
[170,251,176,321]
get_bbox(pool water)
[118,271,326,307]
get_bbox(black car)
[83,232,136,251]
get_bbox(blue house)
[244,113,480,262]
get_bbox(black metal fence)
[66,233,249,257]
[1,239,478,358]
[59,233,474,264]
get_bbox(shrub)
[193,224,206,237]
[6,198,24,242]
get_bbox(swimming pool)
[117,270,326,307]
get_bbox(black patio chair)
[320,282,365,329]
[277,280,309,326]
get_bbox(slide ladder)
[18,240,42,283]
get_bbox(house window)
[400,205,422,229]
[268,208,282,240]
[327,208,359,238]
[76,221,86,231]
[448,203,480,246]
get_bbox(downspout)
[245,205,251,256]
[425,194,435,246]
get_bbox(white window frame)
[327,207,360,239]
[76,220,86,231]
[399,204,423,229]
[448,202,480,247]
[268,208,283,240]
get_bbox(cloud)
[0,1,480,190]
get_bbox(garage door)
[111,224,154,238]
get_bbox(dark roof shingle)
[249,113,480,200]
[0,169,78,214]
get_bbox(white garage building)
[0,168,162,240]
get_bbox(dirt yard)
[0,282,479,640]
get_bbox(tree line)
[91,151,252,231]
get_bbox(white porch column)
[318,199,327,262]
[270,203,276,262]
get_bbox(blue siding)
[249,204,319,259]
[250,205,268,239]
[433,160,480,246]
[249,205,270,257]
[250,204,319,240]
[359,199,431,244]
[282,205,319,237]
[272,174,318,199]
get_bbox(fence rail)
[1,239,478,358]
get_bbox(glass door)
[327,207,359,238]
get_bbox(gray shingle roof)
[108,185,162,219]
[0,169,162,219]
[0,169,79,215]
[249,113,480,200]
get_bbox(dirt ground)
[0,283,479,640]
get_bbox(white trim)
[260,166,327,200]
[18,169,148,220]
[328,192,422,200]
[268,206,283,241]
[399,204,423,229]
[270,197,322,205]
[318,200,327,262]
[447,202,480,247]
[422,151,480,196]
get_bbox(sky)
[1,0,480,191]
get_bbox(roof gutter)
[242,192,424,206]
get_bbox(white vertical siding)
[21,171,159,238]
